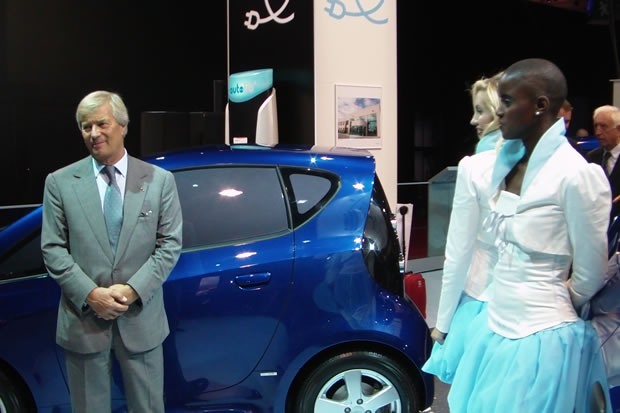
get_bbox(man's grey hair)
[76,90,129,137]
[593,105,620,127]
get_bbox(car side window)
[281,168,340,228]
[0,232,46,281]
[173,166,289,249]
[289,173,332,214]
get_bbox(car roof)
[0,145,378,257]
[143,144,376,177]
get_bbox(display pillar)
[313,1,398,206]
[612,79,620,108]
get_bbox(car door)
[162,165,294,401]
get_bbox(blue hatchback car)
[0,145,433,413]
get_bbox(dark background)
[228,0,315,145]
[397,0,618,184]
[1,0,618,206]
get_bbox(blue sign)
[229,68,273,103]
[324,0,388,24]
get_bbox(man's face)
[558,107,572,129]
[496,76,537,141]
[80,103,126,165]
[593,111,620,151]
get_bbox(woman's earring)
[535,111,541,116]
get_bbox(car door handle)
[234,272,271,287]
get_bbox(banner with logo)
[228,0,314,145]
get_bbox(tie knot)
[104,165,117,185]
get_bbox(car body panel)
[0,275,68,408]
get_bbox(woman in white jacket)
[448,58,611,413]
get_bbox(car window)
[281,168,340,228]
[173,166,289,249]
[0,231,46,281]
[289,173,332,214]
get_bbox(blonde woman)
[470,72,503,153]
[422,71,508,383]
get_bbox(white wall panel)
[313,1,398,206]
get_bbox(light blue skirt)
[574,320,612,413]
[448,308,611,413]
[422,294,486,383]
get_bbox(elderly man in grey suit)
[41,90,182,412]
[587,105,620,222]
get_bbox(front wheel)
[293,351,419,413]
[0,368,34,413]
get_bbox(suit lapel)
[115,156,150,263]
[73,157,115,262]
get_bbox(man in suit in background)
[41,90,182,412]
[587,105,620,222]
[558,99,573,131]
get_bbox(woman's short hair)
[76,91,129,137]
[470,71,503,137]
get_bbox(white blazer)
[485,119,610,338]
[435,149,498,334]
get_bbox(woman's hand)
[430,327,447,345]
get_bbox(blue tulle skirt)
[448,308,611,413]
[422,294,486,383]
[574,320,613,413]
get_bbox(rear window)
[362,175,403,296]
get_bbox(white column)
[313,1,398,206]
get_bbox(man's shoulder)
[461,148,497,170]
[586,146,603,161]
[49,156,91,179]
[128,155,172,182]
[129,155,168,171]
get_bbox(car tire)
[293,351,419,413]
[0,368,34,413]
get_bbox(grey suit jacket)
[41,155,182,354]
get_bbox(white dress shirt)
[604,143,620,175]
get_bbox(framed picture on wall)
[335,84,382,149]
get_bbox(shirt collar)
[491,138,526,192]
[490,118,566,194]
[92,149,128,178]
[518,118,566,194]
